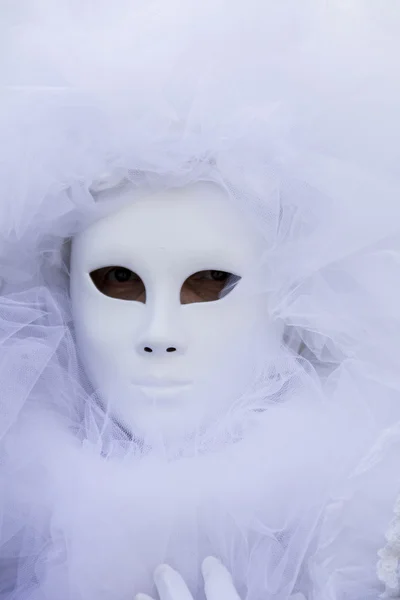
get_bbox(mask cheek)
[74,301,142,396]
[183,297,274,398]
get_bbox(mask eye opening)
[89,266,146,303]
[180,270,241,305]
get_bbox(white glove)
[135,556,241,600]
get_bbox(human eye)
[90,266,146,302]
[180,270,240,304]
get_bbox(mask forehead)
[74,182,264,279]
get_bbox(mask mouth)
[131,377,193,389]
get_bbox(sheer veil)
[1,2,400,599]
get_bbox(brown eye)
[209,270,229,282]
[90,266,146,302]
[106,267,135,283]
[180,270,240,304]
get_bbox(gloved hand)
[135,556,241,600]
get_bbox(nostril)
[144,347,153,353]
[166,347,177,353]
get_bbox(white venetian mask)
[70,182,282,440]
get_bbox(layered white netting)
[1,1,400,599]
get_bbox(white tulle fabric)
[1,1,400,599]
[377,487,400,597]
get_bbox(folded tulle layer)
[0,1,400,599]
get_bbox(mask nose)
[141,344,179,355]
[136,301,188,357]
